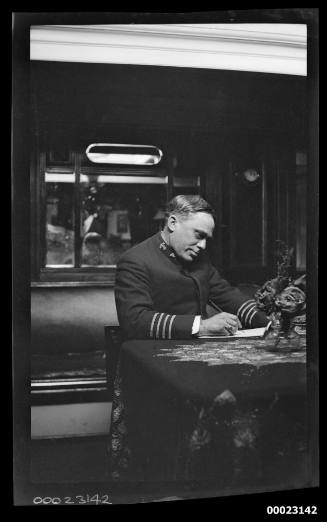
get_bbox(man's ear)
[167,214,177,232]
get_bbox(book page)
[198,324,270,339]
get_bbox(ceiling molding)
[30,24,307,76]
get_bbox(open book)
[198,322,272,340]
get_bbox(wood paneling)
[31,62,307,140]
[211,134,300,284]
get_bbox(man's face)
[168,212,215,263]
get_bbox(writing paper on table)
[199,322,272,339]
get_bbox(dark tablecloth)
[109,335,308,494]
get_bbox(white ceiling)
[30,23,307,76]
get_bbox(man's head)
[163,195,216,263]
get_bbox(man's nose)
[198,239,206,250]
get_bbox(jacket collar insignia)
[159,233,177,261]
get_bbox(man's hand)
[198,312,242,336]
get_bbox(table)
[109,334,308,496]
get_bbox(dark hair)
[165,195,216,222]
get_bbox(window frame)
[31,149,173,285]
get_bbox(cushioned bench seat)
[31,350,109,405]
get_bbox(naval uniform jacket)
[115,232,268,340]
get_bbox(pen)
[208,300,223,313]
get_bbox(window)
[33,149,170,283]
[45,176,75,267]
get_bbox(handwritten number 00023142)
[33,494,112,505]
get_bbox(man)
[115,194,269,339]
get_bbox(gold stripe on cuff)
[150,312,159,338]
[237,299,254,320]
[168,315,176,340]
[156,313,165,339]
[244,305,256,327]
[247,308,257,327]
[162,314,170,339]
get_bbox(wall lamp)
[85,143,163,165]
